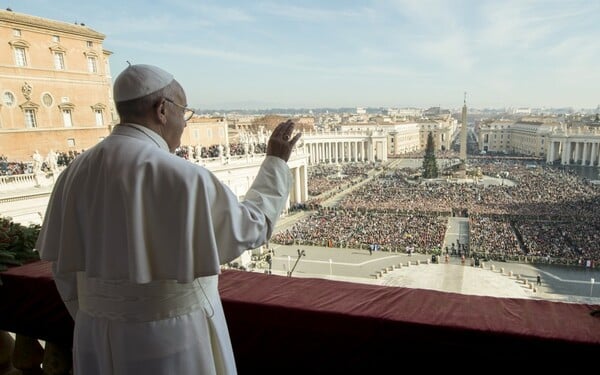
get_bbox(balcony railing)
[1,261,598,373]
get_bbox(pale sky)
[7,0,600,110]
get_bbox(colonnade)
[547,137,600,166]
[302,132,387,165]
[208,154,309,209]
[304,140,367,164]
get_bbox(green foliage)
[430,247,442,256]
[422,132,439,179]
[0,216,41,273]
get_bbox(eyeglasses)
[164,97,195,121]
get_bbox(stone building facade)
[0,9,115,161]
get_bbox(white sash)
[77,273,216,322]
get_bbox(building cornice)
[0,10,105,40]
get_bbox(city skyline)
[7,0,600,110]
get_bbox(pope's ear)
[156,100,167,123]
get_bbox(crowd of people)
[174,142,268,160]
[271,158,600,267]
[0,150,83,176]
[272,208,447,252]
[306,163,370,196]
[1,141,269,177]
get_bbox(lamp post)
[288,249,305,277]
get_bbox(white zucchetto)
[113,64,174,102]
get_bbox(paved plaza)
[263,158,600,305]
[262,244,600,305]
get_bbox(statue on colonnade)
[46,149,59,174]
[32,150,43,187]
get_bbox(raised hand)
[267,119,302,162]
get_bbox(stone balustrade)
[0,172,59,194]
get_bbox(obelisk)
[460,92,467,164]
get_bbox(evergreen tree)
[422,132,439,178]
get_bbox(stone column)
[330,142,335,163]
[567,141,573,164]
[334,142,339,163]
[360,140,365,161]
[294,167,301,205]
[367,138,374,162]
[301,165,309,202]
[562,140,571,164]
[318,142,323,163]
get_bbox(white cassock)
[36,123,292,375]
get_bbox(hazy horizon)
[193,104,599,114]
[8,1,600,110]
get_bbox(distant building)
[184,116,229,148]
[387,122,421,155]
[477,117,558,157]
[295,116,315,131]
[397,107,422,118]
[509,118,555,157]
[423,107,450,117]
[418,118,456,152]
[477,119,513,154]
[337,111,456,155]
[383,108,399,116]
[513,107,532,115]
[476,115,600,165]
